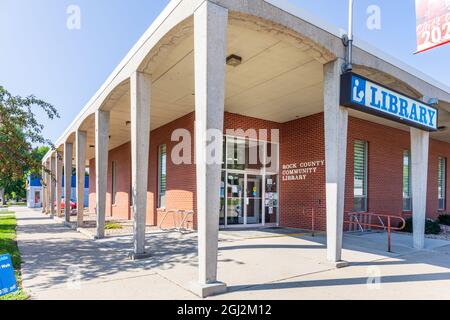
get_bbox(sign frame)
[0,253,18,297]
[340,72,439,132]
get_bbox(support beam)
[64,143,73,223]
[45,160,51,214]
[324,58,349,265]
[76,130,87,227]
[130,71,151,258]
[47,160,52,214]
[50,156,56,217]
[191,0,228,298]
[41,166,47,213]
[411,127,430,249]
[56,152,63,217]
[95,110,110,239]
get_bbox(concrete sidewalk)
[14,206,198,300]
[12,206,450,300]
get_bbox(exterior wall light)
[438,126,447,132]
[226,54,242,67]
[126,121,131,127]
[426,97,439,106]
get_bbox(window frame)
[402,150,412,212]
[111,160,117,205]
[438,156,447,211]
[158,144,167,209]
[353,140,368,213]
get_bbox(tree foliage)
[0,86,59,192]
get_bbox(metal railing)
[346,212,406,252]
[298,209,407,252]
[159,209,194,232]
[300,207,317,237]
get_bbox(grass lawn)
[7,202,26,207]
[0,211,15,215]
[0,214,28,300]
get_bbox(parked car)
[54,198,77,211]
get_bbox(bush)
[402,217,441,235]
[438,214,450,226]
[104,222,123,230]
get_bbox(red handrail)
[345,212,406,252]
[300,207,316,237]
[297,209,405,253]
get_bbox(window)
[438,157,447,211]
[224,136,278,172]
[403,151,412,212]
[158,145,167,208]
[226,137,246,171]
[111,161,117,205]
[354,140,368,212]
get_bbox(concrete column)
[56,152,63,217]
[76,130,87,227]
[47,160,52,214]
[64,143,73,223]
[411,127,430,249]
[45,160,51,214]
[50,155,56,217]
[324,59,349,265]
[191,0,228,298]
[95,110,110,239]
[130,71,151,258]
[41,166,46,212]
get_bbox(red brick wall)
[88,111,450,231]
[153,112,279,228]
[108,142,131,220]
[280,113,327,230]
[345,117,410,218]
[149,112,196,228]
[278,113,450,231]
[346,117,450,220]
[224,112,281,142]
[88,143,132,220]
[428,139,450,218]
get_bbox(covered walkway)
[39,0,450,298]
[15,206,450,300]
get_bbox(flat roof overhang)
[43,0,450,163]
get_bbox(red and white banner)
[416,0,450,53]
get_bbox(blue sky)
[1,0,449,144]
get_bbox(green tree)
[0,87,59,202]
[31,146,51,167]
[3,146,50,200]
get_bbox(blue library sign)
[340,72,438,132]
[0,254,18,297]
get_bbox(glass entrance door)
[246,175,263,225]
[226,172,245,225]
[221,135,280,228]
[224,172,265,227]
